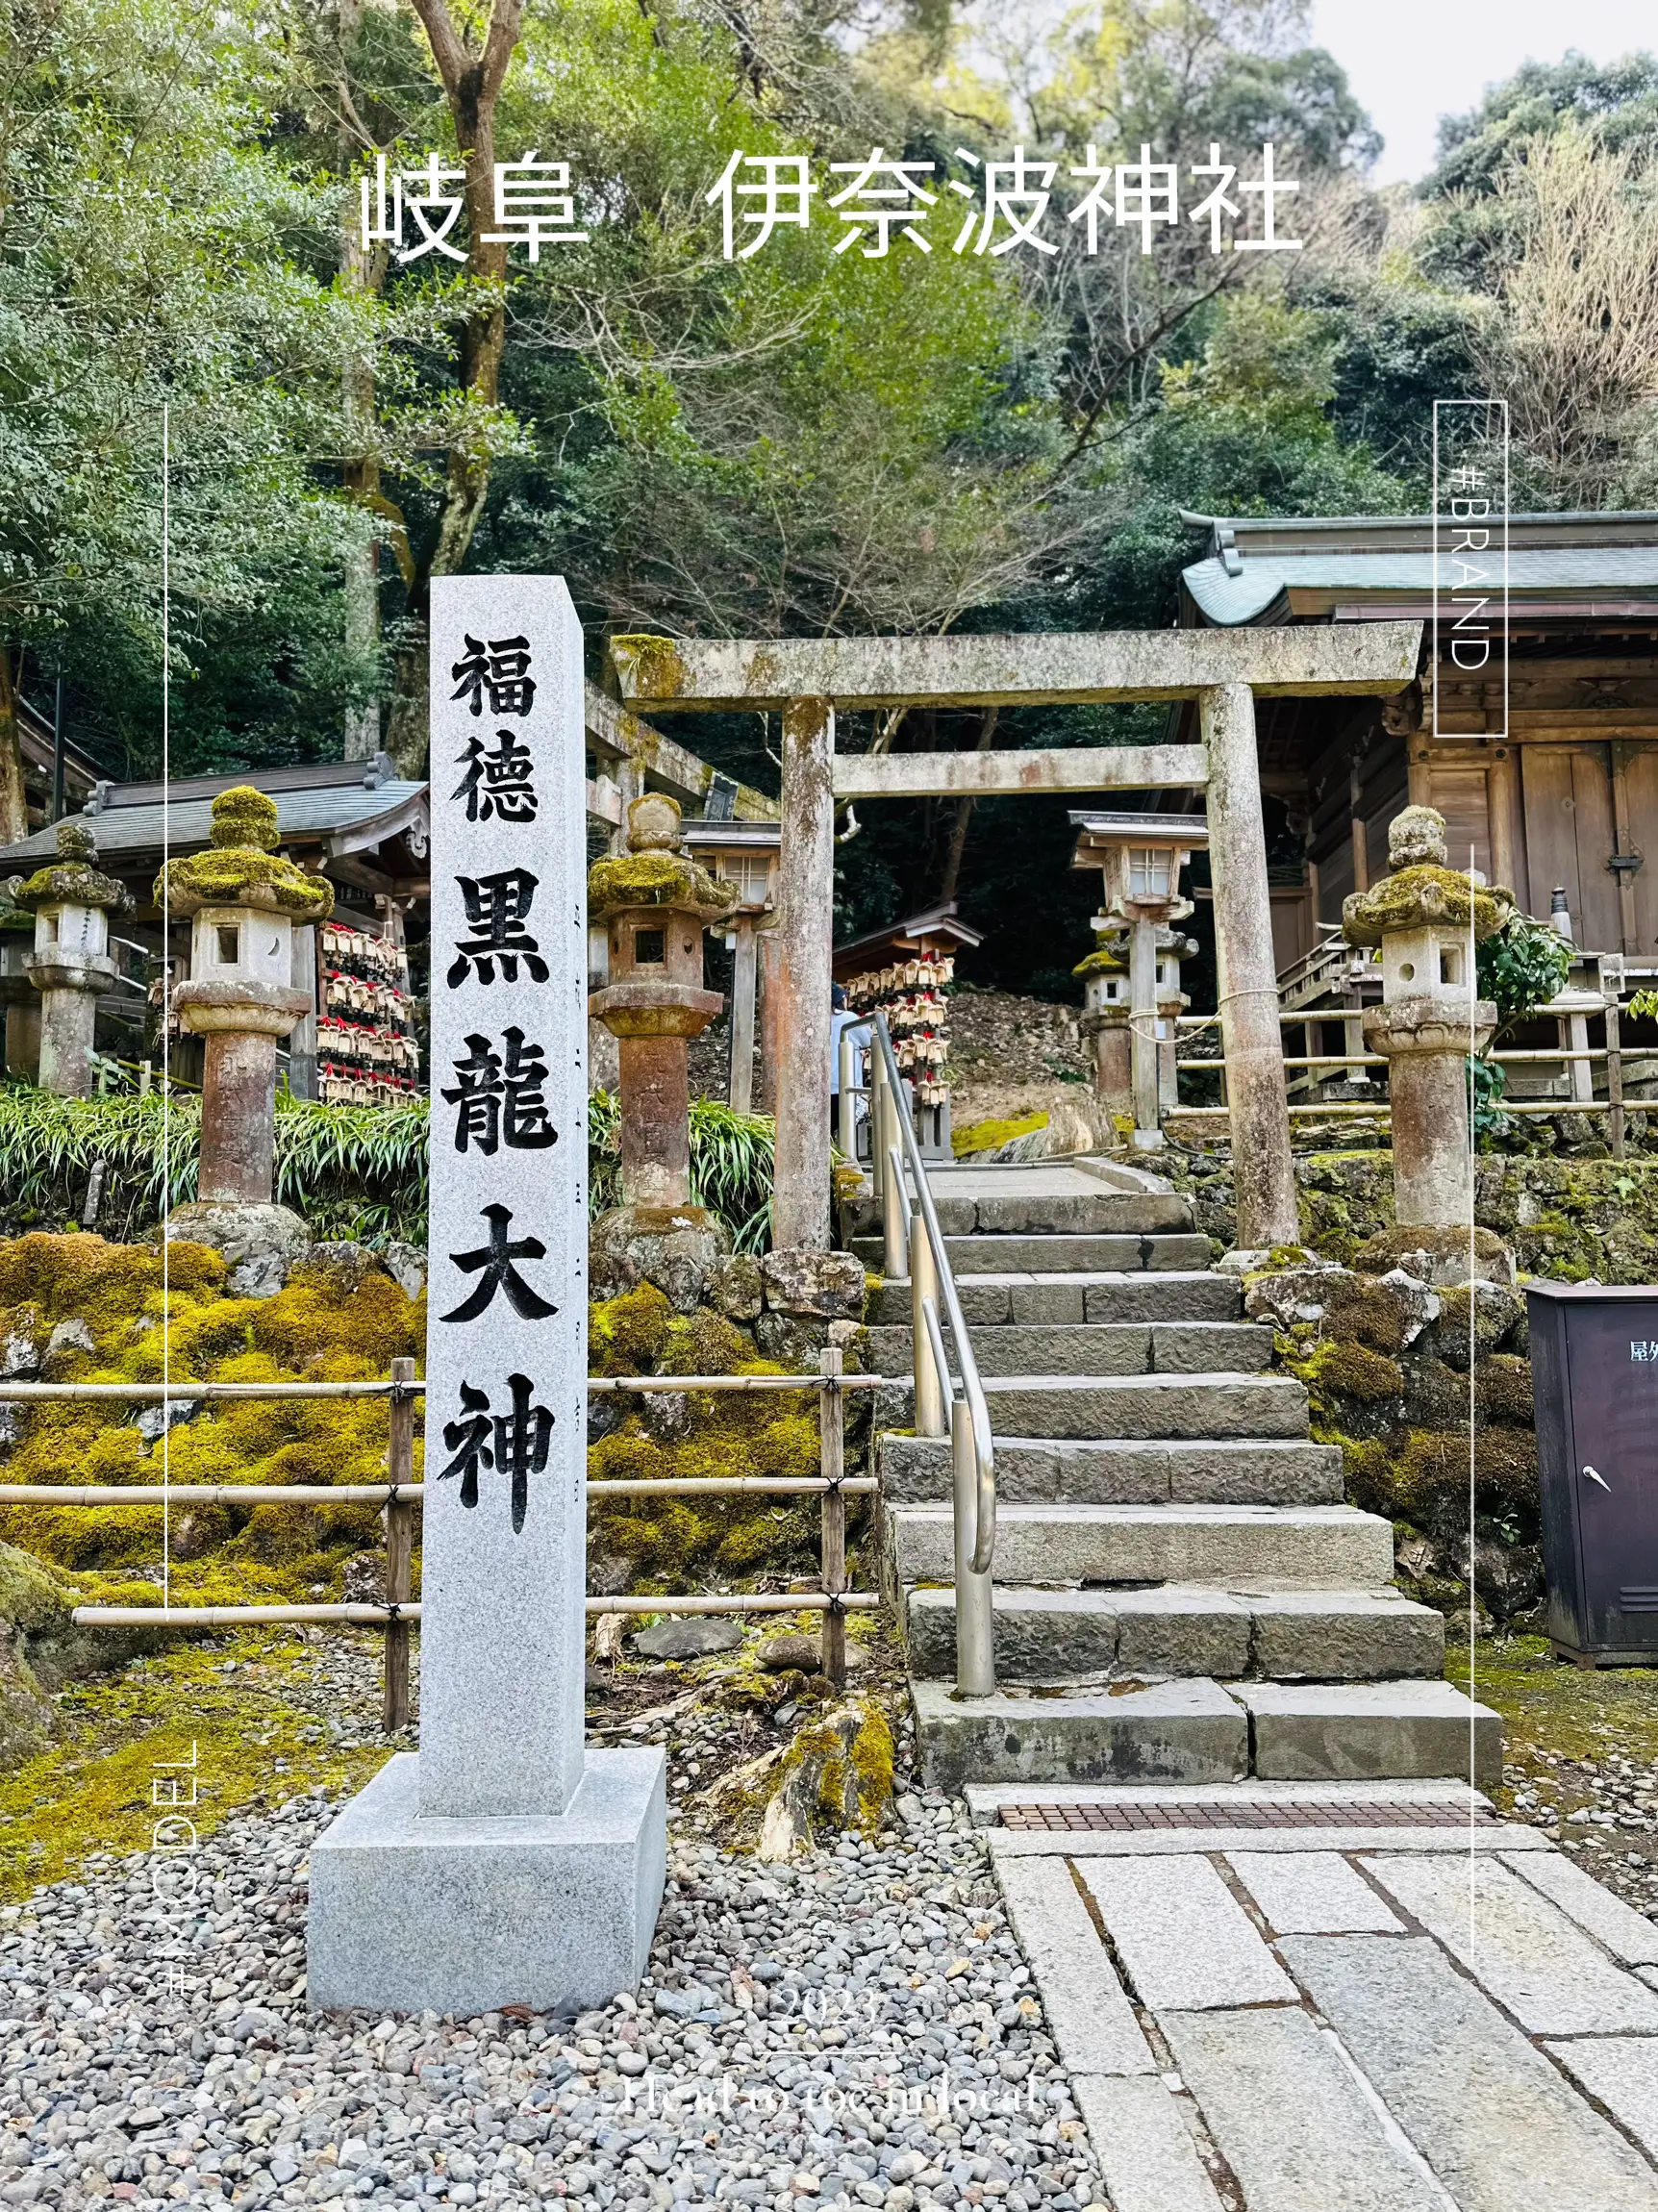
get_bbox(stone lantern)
[1154,925,1199,1111]
[15,821,129,1097]
[155,787,333,1209]
[1073,929,1131,1119]
[589,793,738,1218]
[1069,811,1208,1149]
[681,818,780,1115]
[0,879,40,1082]
[1343,805,1512,1229]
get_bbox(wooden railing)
[0,1350,880,1731]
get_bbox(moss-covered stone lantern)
[1073,930,1131,1119]
[588,793,738,1213]
[1344,805,1512,1230]
[0,877,40,1081]
[15,822,130,1096]
[155,787,333,1207]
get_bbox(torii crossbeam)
[608,623,1423,1254]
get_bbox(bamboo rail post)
[818,1344,846,1688]
[1608,1007,1626,1160]
[383,1355,416,1734]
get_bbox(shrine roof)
[1179,510,1658,627]
[0,757,428,877]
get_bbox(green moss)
[661,1308,745,1376]
[153,786,332,917]
[0,1629,390,1899]
[1071,948,1125,977]
[1343,863,1509,945]
[610,634,688,702]
[1293,1338,1404,1405]
[952,1112,1048,1157]
[587,850,735,918]
[0,1234,423,1603]
[808,1696,894,1833]
[590,1282,674,1374]
[1446,1635,1658,1803]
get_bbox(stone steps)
[911,1676,1501,1792]
[888,1501,1396,1590]
[860,1188,1194,1239]
[979,1370,1309,1440]
[866,1269,1242,1326]
[904,1583,1446,1683]
[865,1319,1274,1378]
[881,1434,1345,1507]
[853,1232,1214,1275]
[863,1158,1497,1796]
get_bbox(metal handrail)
[869,1011,996,1696]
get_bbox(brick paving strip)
[986,1787,1658,2212]
[1000,1800,1495,1831]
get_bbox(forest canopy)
[2,0,1655,971]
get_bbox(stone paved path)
[975,1781,1658,2210]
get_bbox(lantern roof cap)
[14,819,131,916]
[152,787,335,920]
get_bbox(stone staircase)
[856,1161,1498,1794]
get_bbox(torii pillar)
[1202,685,1298,1248]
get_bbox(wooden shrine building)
[1176,509,1658,964]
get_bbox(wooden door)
[1520,745,1621,948]
[1427,765,1491,880]
[1616,746,1658,956]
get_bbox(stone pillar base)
[307,1748,666,2017]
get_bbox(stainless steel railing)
[868,1012,996,1697]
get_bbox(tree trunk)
[387,0,521,779]
[338,2,386,765]
[937,707,998,907]
[0,650,31,847]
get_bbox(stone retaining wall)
[1167,1140,1658,1283]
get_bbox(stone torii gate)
[608,624,1423,1252]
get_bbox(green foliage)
[0,1085,782,1252]
[1478,916,1572,1031]
[0,1088,428,1246]
[0,0,400,775]
[1469,1052,1511,1150]
[1425,50,1658,200]
[588,1093,776,1252]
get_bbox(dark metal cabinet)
[1527,1282,1658,1666]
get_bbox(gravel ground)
[0,1793,1107,2211]
[1,1631,1108,2210]
[1505,1747,1658,1918]
[13,1620,1658,2207]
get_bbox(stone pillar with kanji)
[308,571,666,2020]
[15,821,129,1097]
[155,788,332,1210]
[1344,805,1511,1230]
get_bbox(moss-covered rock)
[0,1542,73,1764]
[704,1693,894,1858]
[588,847,736,918]
[0,1232,422,1614]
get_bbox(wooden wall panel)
[1520,748,1576,927]
[1317,834,1354,928]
